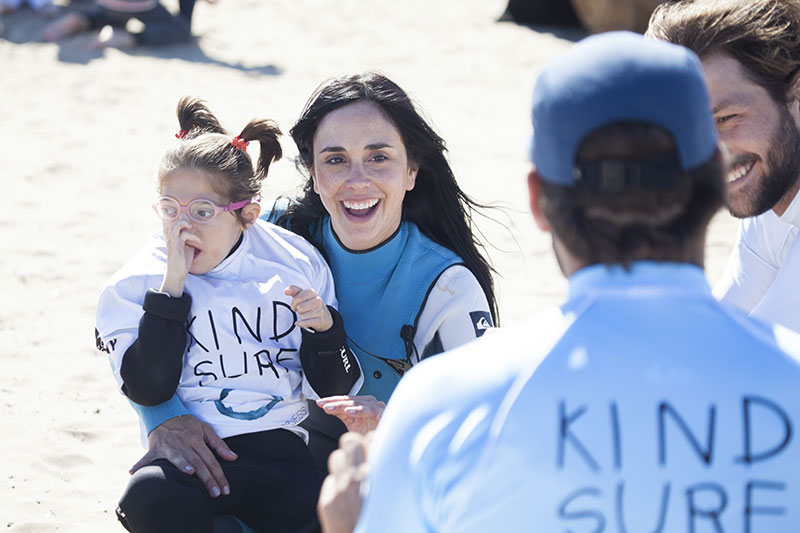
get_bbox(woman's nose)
[346,163,371,188]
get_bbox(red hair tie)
[231,136,249,152]
[175,129,188,139]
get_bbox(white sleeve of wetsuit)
[412,265,493,362]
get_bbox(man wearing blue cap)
[648,0,800,333]
[318,32,800,533]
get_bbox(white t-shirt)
[96,219,362,439]
[714,192,800,332]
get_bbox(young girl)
[95,97,361,532]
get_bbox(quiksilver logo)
[469,311,493,337]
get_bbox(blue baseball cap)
[530,31,718,187]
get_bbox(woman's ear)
[529,166,551,232]
[241,202,261,229]
[405,161,418,191]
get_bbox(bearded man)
[648,0,800,332]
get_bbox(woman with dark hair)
[127,72,498,507]
[273,71,499,460]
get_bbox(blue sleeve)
[129,394,190,435]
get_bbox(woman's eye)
[325,156,344,165]
[370,154,388,162]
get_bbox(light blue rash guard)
[316,218,461,401]
[357,262,800,533]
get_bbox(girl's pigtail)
[238,119,283,184]
[176,96,226,138]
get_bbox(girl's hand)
[317,395,385,434]
[284,285,333,332]
[161,220,200,296]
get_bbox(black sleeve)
[299,307,361,398]
[119,289,191,407]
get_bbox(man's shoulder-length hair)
[646,0,800,103]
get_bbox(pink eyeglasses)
[152,196,259,224]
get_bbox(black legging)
[86,0,196,46]
[116,429,324,533]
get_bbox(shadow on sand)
[0,3,281,75]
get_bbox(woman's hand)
[129,415,238,498]
[161,220,200,297]
[285,285,333,332]
[317,395,385,434]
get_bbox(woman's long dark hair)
[278,71,498,323]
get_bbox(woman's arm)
[414,265,493,358]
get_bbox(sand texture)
[0,1,738,530]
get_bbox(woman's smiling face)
[310,100,418,250]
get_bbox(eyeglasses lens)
[155,198,220,223]
[189,201,217,222]
[156,198,180,220]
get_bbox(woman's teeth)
[343,199,379,210]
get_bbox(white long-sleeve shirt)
[714,191,800,332]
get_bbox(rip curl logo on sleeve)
[470,311,493,337]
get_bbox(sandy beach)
[0,1,739,530]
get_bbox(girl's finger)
[180,231,201,245]
[168,219,191,235]
[284,285,301,298]
[295,300,324,316]
[296,312,322,325]
[291,289,320,306]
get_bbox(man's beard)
[729,107,800,218]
